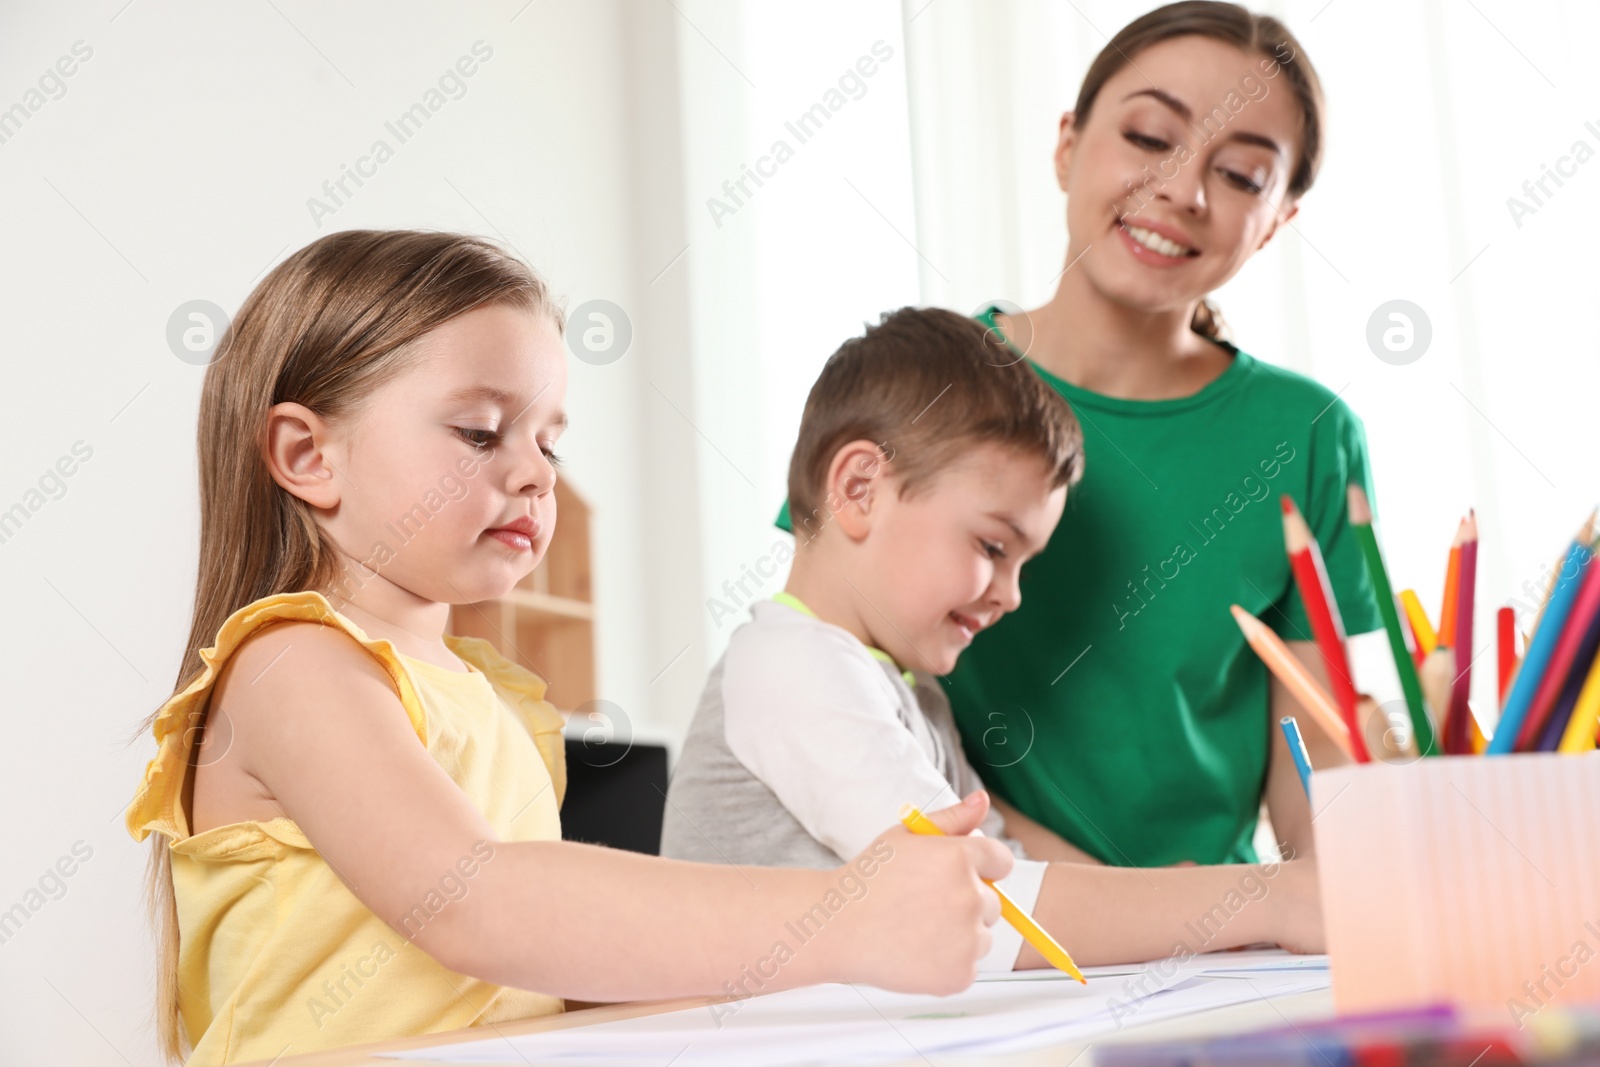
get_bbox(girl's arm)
[1023,853,1323,969]
[216,621,1014,1001]
[1263,640,1353,860]
[990,795,1103,865]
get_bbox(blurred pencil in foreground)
[1444,513,1478,755]
[1400,589,1437,662]
[1489,513,1596,754]
[1231,605,1356,760]
[1281,497,1369,762]
[1348,485,1438,757]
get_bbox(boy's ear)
[1053,111,1079,191]
[828,439,891,542]
[264,401,345,510]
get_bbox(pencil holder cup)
[1311,753,1600,1023]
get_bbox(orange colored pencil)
[1230,604,1355,760]
[1438,523,1465,647]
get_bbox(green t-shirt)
[773,306,1383,866]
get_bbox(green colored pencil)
[1347,484,1439,757]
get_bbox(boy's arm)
[1263,640,1352,860]
[1022,855,1324,969]
[990,795,1103,865]
[721,623,1045,970]
[722,626,978,861]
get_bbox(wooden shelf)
[501,588,595,622]
[449,478,596,713]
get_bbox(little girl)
[125,230,1014,1065]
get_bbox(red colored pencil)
[1280,497,1370,762]
[1514,540,1600,750]
[1497,607,1516,702]
[1444,514,1478,754]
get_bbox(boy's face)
[860,443,1066,676]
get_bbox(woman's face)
[1056,34,1306,319]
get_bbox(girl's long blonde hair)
[131,230,563,1062]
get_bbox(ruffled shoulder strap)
[125,590,430,845]
[444,634,568,807]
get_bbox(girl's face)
[1056,34,1304,319]
[313,303,568,609]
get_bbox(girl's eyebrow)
[443,384,569,430]
[443,384,519,406]
[1120,87,1284,157]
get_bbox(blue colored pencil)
[1280,716,1313,799]
[1489,527,1595,753]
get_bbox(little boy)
[662,307,1322,972]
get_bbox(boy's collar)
[770,592,917,689]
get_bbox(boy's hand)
[1270,858,1325,954]
[833,792,1011,995]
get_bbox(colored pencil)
[1444,515,1478,755]
[1528,522,1588,647]
[1231,605,1356,760]
[1399,590,1437,659]
[1488,518,1596,754]
[1438,526,1465,648]
[1558,646,1600,752]
[1515,536,1600,751]
[1280,497,1369,762]
[1534,607,1600,751]
[1497,607,1516,703]
[1419,649,1454,753]
[1279,717,1313,799]
[1347,485,1439,757]
[1468,708,1488,754]
[898,804,1086,982]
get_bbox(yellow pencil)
[897,804,1086,983]
[1399,590,1439,656]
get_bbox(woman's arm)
[990,795,1103,864]
[1263,639,1354,860]
[216,622,1014,1001]
[1022,853,1323,969]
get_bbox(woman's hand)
[1268,857,1325,954]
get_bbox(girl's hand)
[1269,858,1325,954]
[832,792,1012,996]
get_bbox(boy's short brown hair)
[787,306,1084,539]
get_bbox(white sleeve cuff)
[975,858,1049,973]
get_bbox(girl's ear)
[264,401,344,510]
[828,439,891,543]
[1054,111,1080,192]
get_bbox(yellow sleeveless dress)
[125,590,568,1065]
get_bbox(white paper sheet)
[382,952,1329,1065]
